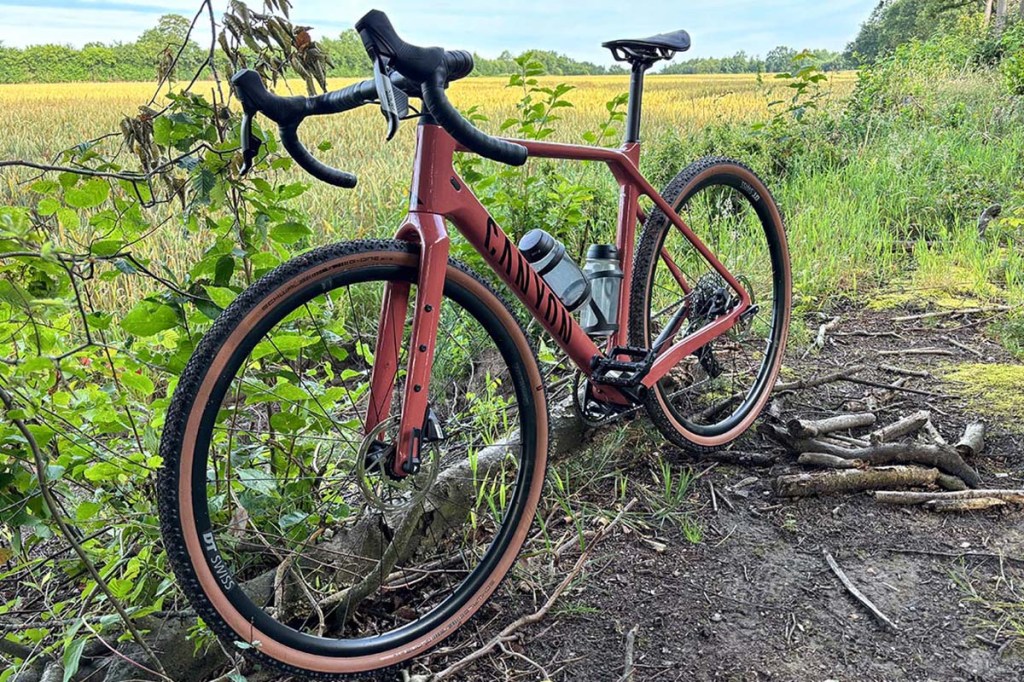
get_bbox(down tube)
[447,197,602,372]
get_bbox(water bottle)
[580,244,623,337]
[519,229,591,311]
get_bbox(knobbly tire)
[157,240,549,679]
[629,157,792,452]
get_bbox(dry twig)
[824,550,898,632]
[893,305,1012,323]
[432,500,637,681]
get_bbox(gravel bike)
[157,10,791,678]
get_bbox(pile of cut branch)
[765,410,1021,511]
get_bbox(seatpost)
[624,60,652,144]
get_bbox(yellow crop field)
[0,73,855,298]
[0,72,855,174]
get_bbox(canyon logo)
[484,218,574,346]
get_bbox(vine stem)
[0,386,169,678]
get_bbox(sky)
[0,0,880,62]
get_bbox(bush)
[995,21,1024,95]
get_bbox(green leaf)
[90,239,124,258]
[205,286,237,309]
[153,117,172,146]
[269,222,312,244]
[237,468,276,495]
[63,637,87,682]
[252,333,316,359]
[36,197,60,216]
[121,300,179,337]
[57,208,80,231]
[191,167,217,204]
[270,411,305,432]
[84,462,122,482]
[120,370,155,396]
[64,179,110,209]
[279,510,309,529]
[31,179,58,195]
[75,501,102,521]
[214,255,235,286]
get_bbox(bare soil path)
[418,306,1024,681]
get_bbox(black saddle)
[603,30,690,65]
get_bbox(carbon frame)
[369,123,752,476]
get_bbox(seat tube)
[391,213,449,477]
[624,62,650,144]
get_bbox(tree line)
[0,13,861,85]
[14,2,1016,84]
[0,15,628,84]
[662,47,853,74]
[846,0,1024,63]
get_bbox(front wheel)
[629,157,791,452]
[157,240,548,678]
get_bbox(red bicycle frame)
[368,123,752,476]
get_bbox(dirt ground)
[414,306,1024,682]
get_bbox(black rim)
[187,259,538,656]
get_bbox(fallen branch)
[927,497,1005,512]
[814,316,840,349]
[826,433,871,448]
[944,335,984,359]
[955,422,985,458]
[879,364,931,378]
[431,499,637,681]
[873,489,1024,505]
[767,425,981,487]
[787,412,876,439]
[893,305,1012,323]
[797,453,863,469]
[936,473,969,491]
[876,347,955,357]
[775,365,865,392]
[884,547,1024,564]
[699,450,778,467]
[824,550,898,632]
[622,624,639,682]
[921,420,946,445]
[869,410,930,444]
[775,466,939,497]
[840,376,956,399]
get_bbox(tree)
[320,29,371,77]
[995,0,1008,31]
[136,13,205,79]
[766,46,798,72]
[846,0,985,63]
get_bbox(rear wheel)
[629,157,791,451]
[158,240,548,678]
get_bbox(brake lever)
[238,110,263,176]
[371,56,409,141]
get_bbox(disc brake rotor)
[355,416,441,513]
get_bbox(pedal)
[590,346,655,388]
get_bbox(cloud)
[0,0,877,61]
